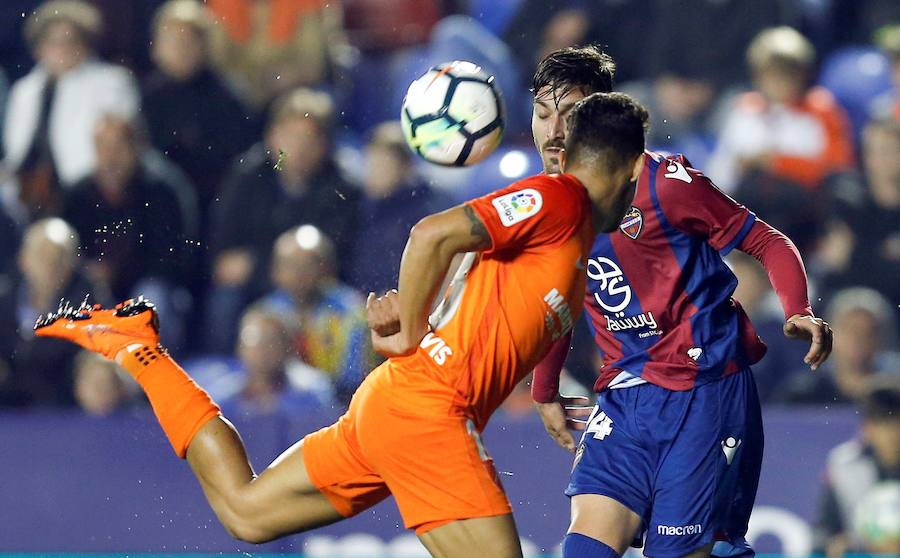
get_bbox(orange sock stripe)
[120,345,221,458]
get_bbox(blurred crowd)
[0,1,897,552]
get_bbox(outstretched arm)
[369,204,490,357]
[737,219,833,370]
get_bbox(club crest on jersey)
[619,207,643,239]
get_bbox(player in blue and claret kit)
[529,47,834,558]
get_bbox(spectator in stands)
[218,306,333,418]
[709,26,854,253]
[0,218,110,407]
[814,377,900,557]
[774,287,900,406]
[143,0,255,211]
[819,117,900,315]
[347,122,451,294]
[73,351,138,417]
[710,26,854,193]
[206,0,347,108]
[259,225,371,403]
[205,88,359,353]
[62,114,192,349]
[3,0,139,218]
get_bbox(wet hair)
[532,45,615,101]
[565,92,648,171]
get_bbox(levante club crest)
[619,207,643,239]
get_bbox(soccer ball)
[853,481,900,550]
[401,61,504,167]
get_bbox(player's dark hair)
[532,45,616,101]
[565,92,648,171]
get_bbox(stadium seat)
[818,46,893,135]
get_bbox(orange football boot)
[34,296,160,360]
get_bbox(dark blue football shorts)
[566,368,763,558]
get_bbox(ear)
[558,149,568,173]
[630,153,645,181]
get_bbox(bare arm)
[371,204,491,357]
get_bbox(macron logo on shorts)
[657,524,703,536]
[492,189,543,227]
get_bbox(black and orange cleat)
[34,296,161,360]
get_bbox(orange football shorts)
[302,365,512,534]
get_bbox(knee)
[226,522,274,545]
[217,493,277,544]
[219,509,275,544]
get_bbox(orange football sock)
[117,344,221,458]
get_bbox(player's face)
[532,87,587,174]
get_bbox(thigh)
[302,411,392,519]
[646,370,762,558]
[418,513,523,558]
[235,437,347,536]
[187,417,346,542]
[359,407,512,534]
[569,494,643,555]
[565,392,655,527]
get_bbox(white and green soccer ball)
[854,481,900,549]
[401,60,504,167]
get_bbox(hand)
[366,290,425,358]
[369,328,421,359]
[366,290,401,337]
[534,395,593,452]
[784,314,833,371]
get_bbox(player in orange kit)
[35,92,648,558]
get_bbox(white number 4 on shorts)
[586,409,614,440]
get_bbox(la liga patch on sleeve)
[492,189,543,227]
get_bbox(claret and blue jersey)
[586,150,768,393]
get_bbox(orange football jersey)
[370,174,594,428]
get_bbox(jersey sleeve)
[656,158,756,255]
[466,175,584,254]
